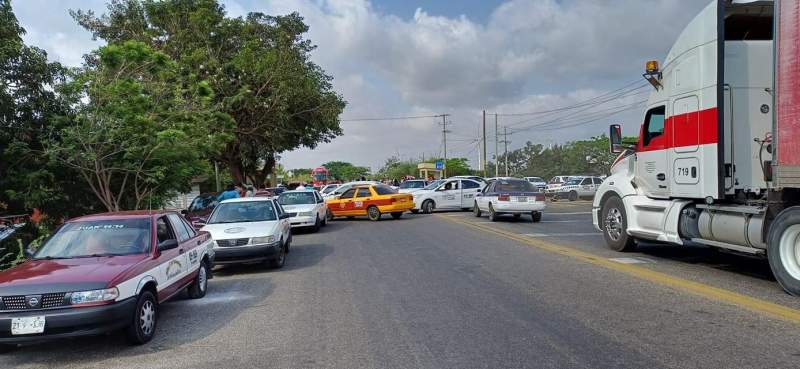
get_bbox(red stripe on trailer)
[777,1,800,166]
[638,107,719,152]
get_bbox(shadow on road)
[636,241,774,281]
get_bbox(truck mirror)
[609,124,623,153]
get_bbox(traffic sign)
[435,160,444,170]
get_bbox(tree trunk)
[257,152,275,188]
[224,142,245,184]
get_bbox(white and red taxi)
[0,210,214,350]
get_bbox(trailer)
[596,0,800,295]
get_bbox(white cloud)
[13,0,711,171]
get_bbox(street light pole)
[494,114,499,177]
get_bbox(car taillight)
[498,194,510,201]
[535,194,545,201]
[391,197,397,203]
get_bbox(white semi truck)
[594,0,800,295]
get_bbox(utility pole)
[437,114,451,177]
[494,113,499,177]
[482,110,487,177]
[503,127,509,177]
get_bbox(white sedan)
[277,189,328,232]
[397,180,428,194]
[200,197,292,268]
[473,178,546,222]
[412,178,485,213]
[322,180,379,200]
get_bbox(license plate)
[517,197,528,202]
[11,316,45,335]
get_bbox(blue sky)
[12,0,710,171]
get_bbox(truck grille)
[216,238,250,247]
[2,293,67,310]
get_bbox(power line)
[339,114,440,122]
[508,99,647,133]
[494,79,646,117]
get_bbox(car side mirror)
[157,239,179,252]
[193,221,206,228]
[180,209,189,215]
[609,124,623,153]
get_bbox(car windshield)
[34,218,152,259]
[208,201,277,224]
[495,180,536,192]
[399,181,425,189]
[423,180,444,190]
[189,194,218,212]
[278,192,316,205]
[564,179,582,186]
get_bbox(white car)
[545,176,571,194]
[397,180,428,194]
[553,176,603,201]
[277,189,328,231]
[319,184,340,196]
[200,197,292,268]
[524,176,547,191]
[322,180,379,200]
[412,178,485,213]
[473,178,546,222]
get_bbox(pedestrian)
[245,185,255,197]
[236,183,246,197]
[218,183,240,201]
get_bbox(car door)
[313,191,325,220]
[460,180,482,208]
[436,180,461,209]
[155,216,186,301]
[353,187,373,215]
[476,182,495,211]
[274,200,290,239]
[334,188,357,215]
[176,214,207,269]
[577,178,593,197]
[636,105,669,198]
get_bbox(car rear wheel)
[531,211,542,223]
[473,202,482,217]
[391,212,403,219]
[488,203,498,222]
[187,260,209,299]
[601,195,636,252]
[568,191,578,201]
[422,200,435,214]
[126,290,157,345]
[367,206,382,221]
[767,207,800,296]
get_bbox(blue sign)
[435,160,444,170]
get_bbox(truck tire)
[767,207,800,296]
[126,290,158,345]
[600,195,636,252]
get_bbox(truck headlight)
[252,235,276,244]
[70,287,119,306]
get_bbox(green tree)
[46,41,230,211]
[321,161,370,182]
[72,0,346,185]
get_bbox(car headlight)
[70,287,119,306]
[252,235,276,244]
[298,211,313,216]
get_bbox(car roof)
[69,210,174,222]
[219,197,274,204]
[282,189,317,193]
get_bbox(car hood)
[280,204,316,214]
[0,255,147,295]
[201,220,279,240]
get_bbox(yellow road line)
[437,214,800,324]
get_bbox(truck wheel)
[568,191,578,201]
[473,202,482,217]
[422,200,435,214]
[767,207,800,296]
[601,195,636,252]
[367,206,382,221]
[187,260,209,299]
[531,211,542,223]
[126,290,158,345]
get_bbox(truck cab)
[593,1,800,295]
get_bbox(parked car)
[277,189,328,232]
[553,176,603,201]
[183,192,220,226]
[254,187,286,197]
[326,184,414,221]
[544,176,571,196]
[523,177,547,191]
[0,211,214,350]
[319,184,340,196]
[473,178,546,222]
[451,175,487,184]
[411,178,485,214]
[397,180,428,194]
[200,197,291,268]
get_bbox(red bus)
[311,166,329,187]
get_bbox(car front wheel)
[473,202,482,217]
[126,290,158,345]
[187,260,209,299]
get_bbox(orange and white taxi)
[326,184,414,221]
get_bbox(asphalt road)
[4,201,800,368]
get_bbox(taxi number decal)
[354,201,364,208]
[463,194,474,199]
[339,202,346,208]
[188,249,198,265]
[445,195,455,200]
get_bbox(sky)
[12,0,711,172]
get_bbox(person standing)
[218,184,240,201]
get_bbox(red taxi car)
[0,210,214,351]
